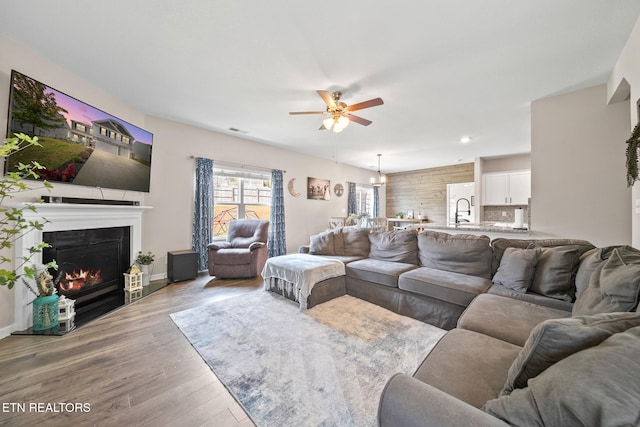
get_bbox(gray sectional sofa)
[301,228,593,330]
[299,228,640,426]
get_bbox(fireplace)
[42,227,131,327]
[10,203,148,334]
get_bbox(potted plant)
[0,133,57,291]
[136,251,155,286]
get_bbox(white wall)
[0,35,378,333]
[480,154,531,173]
[608,16,640,247]
[143,115,379,268]
[530,84,630,246]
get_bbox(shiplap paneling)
[386,163,474,225]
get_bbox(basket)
[32,295,59,331]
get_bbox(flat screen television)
[5,70,153,193]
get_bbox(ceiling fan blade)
[346,113,372,126]
[289,111,325,115]
[317,90,336,108]
[319,123,328,130]
[346,97,384,112]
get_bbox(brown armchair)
[207,219,270,278]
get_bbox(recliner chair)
[207,219,270,278]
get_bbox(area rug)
[170,291,445,427]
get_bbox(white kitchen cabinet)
[482,171,530,205]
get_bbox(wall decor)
[334,183,344,197]
[287,178,302,197]
[307,177,331,200]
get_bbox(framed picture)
[307,177,331,200]
[407,209,414,219]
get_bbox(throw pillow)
[574,248,606,300]
[484,326,640,427]
[368,229,419,264]
[501,311,640,395]
[529,246,581,302]
[573,245,640,316]
[492,247,540,293]
[309,231,335,255]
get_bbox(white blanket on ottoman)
[262,254,345,309]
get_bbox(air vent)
[228,127,248,134]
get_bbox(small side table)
[168,250,198,282]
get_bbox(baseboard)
[150,272,167,282]
[0,323,16,340]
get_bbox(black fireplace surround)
[42,226,130,327]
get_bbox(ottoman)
[262,253,346,309]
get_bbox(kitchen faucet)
[455,198,471,224]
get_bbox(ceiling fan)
[289,90,384,133]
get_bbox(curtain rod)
[188,156,286,173]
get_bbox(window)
[213,168,271,238]
[355,184,373,217]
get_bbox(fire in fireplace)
[58,268,102,292]
[42,227,131,327]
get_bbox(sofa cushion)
[338,228,370,257]
[212,248,252,265]
[399,267,492,307]
[487,284,574,311]
[369,229,419,264]
[346,258,417,288]
[483,326,640,427]
[309,230,335,255]
[418,231,493,279]
[413,329,521,409]
[573,245,640,316]
[492,247,540,293]
[529,245,581,302]
[458,294,571,347]
[502,311,640,395]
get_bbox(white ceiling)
[1,1,639,173]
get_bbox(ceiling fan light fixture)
[337,115,349,128]
[322,117,335,130]
[332,123,346,133]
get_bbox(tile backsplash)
[482,205,529,224]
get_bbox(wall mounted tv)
[5,70,153,193]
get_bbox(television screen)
[5,70,153,192]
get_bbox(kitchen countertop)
[423,222,529,234]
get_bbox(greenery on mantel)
[626,122,640,187]
[0,133,57,289]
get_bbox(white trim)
[0,324,14,340]
[9,203,151,332]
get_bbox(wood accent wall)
[386,162,474,225]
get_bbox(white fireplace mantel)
[9,202,151,332]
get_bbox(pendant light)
[370,153,386,186]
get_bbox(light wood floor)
[0,275,263,427]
